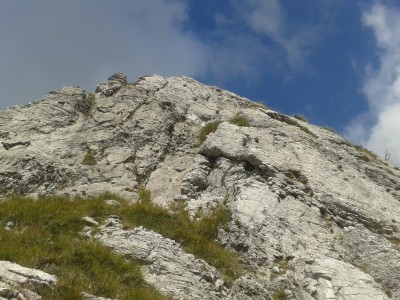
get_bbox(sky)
[1,0,400,165]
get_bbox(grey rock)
[1,73,400,299]
[95,218,228,300]
[82,216,99,226]
[0,261,57,300]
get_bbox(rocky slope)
[1,73,400,299]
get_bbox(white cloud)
[0,0,208,110]
[231,0,320,72]
[345,2,400,165]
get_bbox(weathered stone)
[1,73,400,299]
[0,261,57,300]
[95,218,229,300]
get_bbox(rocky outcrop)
[0,261,57,300]
[1,73,400,299]
[95,217,228,300]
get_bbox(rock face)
[1,73,400,299]
[96,216,227,300]
[0,261,57,300]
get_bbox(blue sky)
[1,0,400,165]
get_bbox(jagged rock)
[95,73,128,97]
[0,261,57,300]
[290,257,389,299]
[1,73,400,299]
[95,217,229,300]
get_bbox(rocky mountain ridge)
[0,73,400,299]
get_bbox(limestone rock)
[1,73,400,299]
[95,217,228,300]
[0,261,57,300]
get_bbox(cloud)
[345,2,400,165]
[233,0,320,72]
[0,0,208,110]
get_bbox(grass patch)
[292,114,308,122]
[87,93,96,102]
[298,125,318,138]
[0,195,167,300]
[0,192,243,297]
[322,126,335,133]
[229,114,250,127]
[129,189,243,284]
[248,102,269,109]
[198,120,222,143]
[354,145,378,160]
[82,149,96,166]
[389,238,400,249]
[272,288,287,300]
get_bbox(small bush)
[298,125,318,138]
[322,126,335,133]
[272,289,287,300]
[229,114,250,127]
[87,93,96,102]
[137,187,152,204]
[198,120,222,143]
[82,149,96,166]
[293,114,308,122]
[354,145,378,160]
[248,102,269,109]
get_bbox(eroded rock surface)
[0,261,57,300]
[95,217,228,300]
[1,73,400,299]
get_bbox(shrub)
[322,126,335,133]
[354,145,378,160]
[272,289,287,300]
[293,114,308,122]
[248,102,269,109]
[137,186,152,204]
[82,149,96,166]
[229,114,250,127]
[87,93,96,102]
[198,120,222,143]
[298,125,317,138]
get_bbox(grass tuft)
[82,150,96,166]
[293,114,308,122]
[229,114,251,127]
[198,120,222,143]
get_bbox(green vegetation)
[229,114,251,127]
[389,238,400,249]
[0,191,243,298]
[284,169,308,185]
[82,149,96,166]
[132,189,243,284]
[248,102,269,109]
[293,114,308,122]
[298,125,318,138]
[270,258,289,281]
[87,93,96,102]
[0,195,167,300]
[322,126,335,133]
[272,288,287,300]
[198,120,222,143]
[354,145,378,160]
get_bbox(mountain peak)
[0,74,399,299]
